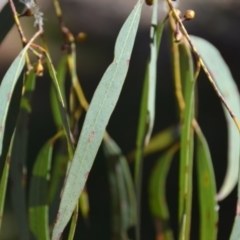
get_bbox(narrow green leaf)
[134,6,165,238]
[190,35,240,201]
[0,133,14,231]
[178,41,195,240]
[127,125,180,161]
[145,0,159,145]
[45,52,74,159]
[0,39,34,156]
[51,2,143,239]
[149,145,178,240]
[0,155,9,231]
[48,55,70,224]
[195,123,218,240]
[9,71,36,240]
[50,56,68,130]
[29,141,53,240]
[135,2,165,183]
[48,139,68,216]
[0,1,24,44]
[104,135,136,238]
[118,149,136,228]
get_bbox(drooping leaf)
[145,0,159,145]
[9,70,36,240]
[103,135,136,238]
[0,133,14,231]
[51,2,143,239]
[178,40,195,240]
[50,56,68,130]
[127,125,180,161]
[49,56,70,224]
[48,139,69,224]
[29,141,54,240]
[190,35,240,201]
[45,52,74,158]
[134,1,165,184]
[149,144,178,240]
[195,122,218,240]
[0,38,35,156]
[133,4,164,237]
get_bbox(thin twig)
[52,0,89,111]
[166,0,240,132]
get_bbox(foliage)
[0,0,240,239]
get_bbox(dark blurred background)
[0,0,240,239]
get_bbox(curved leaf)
[127,125,180,161]
[134,2,165,181]
[51,2,143,239]
[29,140,53,240]
[0,38,35,156]
[195,122,218,240]
[50,56,68,130]
[104,135,136,238]
[149,145,178,240]
[190,35,240,201]
[0,133,14,231]
[48,139,68,224]
[45,52,73,158]
[178,40,195,240]
[145,0,160,145]
[10,70,36,240]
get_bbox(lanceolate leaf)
[178,40,195,240]
[103,135,136,238]
[29,141,53,240]
[149,144,178,240]
[127,125,180,161]
[48,139,69,224]
[10,71,36,240]
[134,2,165,183]
[45,52,73,158]
[0,133,14,231]
[195,122,218,240]
[190,35,240,201]
[0,38,35,156]
[51,2,143,239]
[50,56,68,130]
[145,0,159,145]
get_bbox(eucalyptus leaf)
[178,40,195,240]
[149,145,178,240]
[190,35,240,201]
[51,2,143,239]
[29,141,53,240]
[10,71,36,240]
[0,40,33,156]
[195,123,218,240]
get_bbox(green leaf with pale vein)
[51,1,143,239]
[149,145,177,240]
[0,40,34,156]
[195,124,218,240]
[29,141,53,240]
[190,35,240,201]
